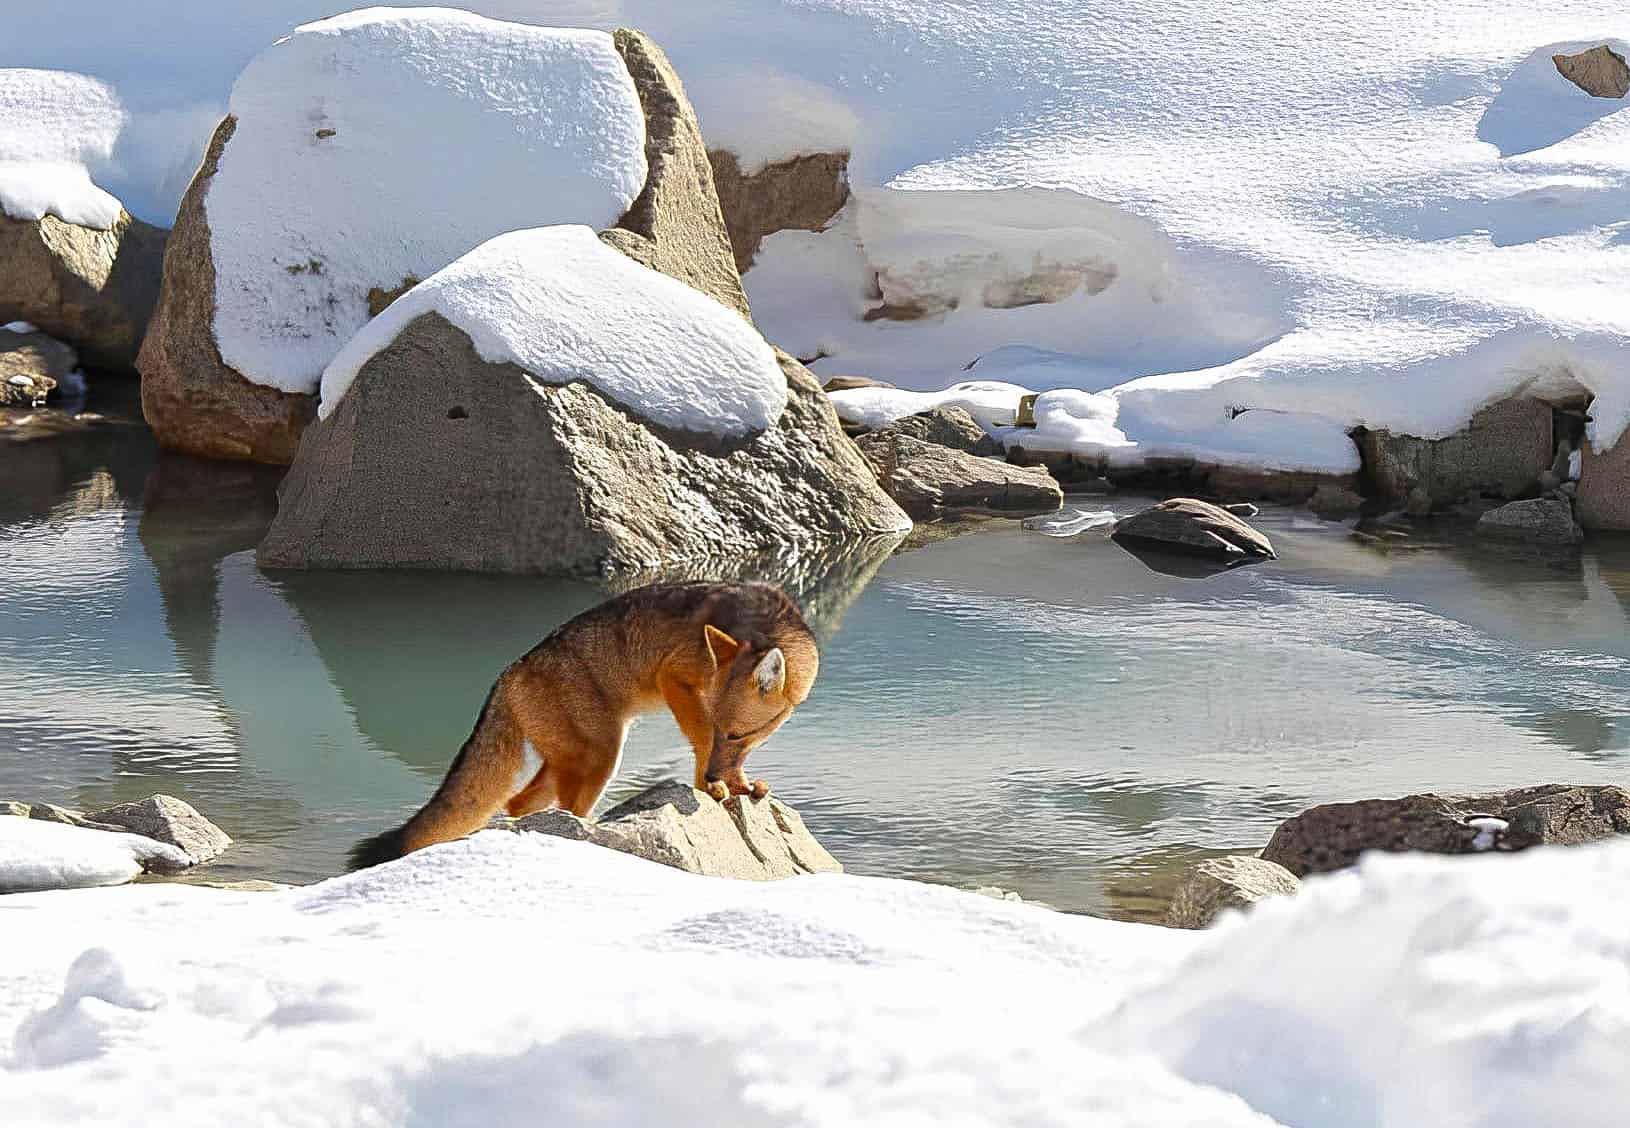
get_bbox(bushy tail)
[345,684,516,872]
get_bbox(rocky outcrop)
[0,328,76,406]
[856,431,1061,518]
[138,117,316,464]
[1553,45,1630,99]
[1576,439,1630,531]
[1112,498,1276,562]
[1261,785,1630,877]
[257,312,908,573]
[709,149,850,273]
[1356,398,1552,510]
[865,405,994,454]
[1167,855,1301,929]
[602,30,750,319]
[1475,497,1582,544]
[0,211,165,372]
[498,781,841,880]
[0,793,230,877]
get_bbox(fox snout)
[703,731,748,784]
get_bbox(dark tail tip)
[347,823,410,871]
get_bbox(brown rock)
[1356,398,1552,509]
[0,211,165,372]
[822,375,893,395]
[137,117,317,464]
[603,29,750,319]
[0,329,76,405]
[856,432,1061,518]
[502,781,840,880]
[1112,497,1276,560]
[1576,438,1630,531]
[709,148,850,273]
[257,313,908,573]
[868,405,991,453]
[1262,784,1630,877]
[1167,855,1301,929]
[1553,44,1630,99]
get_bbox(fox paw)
[748,779,770,800]
[705,780,731,802]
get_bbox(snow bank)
[5,831,1630,1126]
[209,8,648,396]
[320,226,786,436]
[0,819,188,894]
[0,69,126,227]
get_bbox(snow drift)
[320,225,787,436]
[3,831,1630,1126]
[0,69,126,228]
[206,8,648,396]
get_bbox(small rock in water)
[86,795,232,865]
[1112,498,1276,562]
[1475,498,1582,545]
[1167,855,1301,929]
[1222,502,1258,518]
[1308,484,1364,520]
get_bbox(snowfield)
[321,226,787,436]
[2,833,1628,1127]
[208,8,648,396]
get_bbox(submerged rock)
[710,149,850,273]
[855,431,1061,518]
[0,328,77,406]
[1356,398,1552,510]
[1308,483,1364,520]
[1474,497,1582,544]
[1553,44,1630,99]
[1262,784,1630,877]
[1112,497,1276,562]
[500,781,841,881]
[1167,855,1301,929]
[0,211,165,372]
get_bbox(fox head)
[698,624,815,787]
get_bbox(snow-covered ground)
[0,819,188,894]
[2,832,1628,1126]
[7,1,1628,468]
[322,226,786,435]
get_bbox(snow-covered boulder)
[1262,784,1630,877]
[1166,855,1301,929]
[503,782,841,881]
[0,817,190,893]
[0,325,77,406]
[1356,397,1554,510]
[710,149,850,273]
[138,10,659,464]
[856,431,1062,518]
[257,226,907,574]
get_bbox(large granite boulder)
[1553,44,1630,99]
[856,431,1061,518]
[0,212,165,372]
[140,18,738,465]
[0,327,77,406]
[1262,785,1630,877]
[602,30,750,319]
[138,118,316,464]
[1167,855,1301,929]
[499,781,841,880]
[1112,498,1276,561]
[1356,398,1552,509]
[1576,438,1630,531]
[709,149,850,273]
[1475,497,1582,544]
[257,296,907,573]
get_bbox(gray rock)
[0,211,165,372]
[710,148,849,273]
[1308,483,1364,520]
[600,30,751,319]
[1553,44,1630,99]
[855,431,1062,518]
[1112,497,1276,561]
[0,329,76,406]
[1475,498,1582,544]
[871,406,990,453]
[1167,855,1301,929]
[1357,397,1553,510]
[85,795,231,865]
[257,315,908,574]
[1262,784,1630,877]
[1577,438,1630,531]
[500,781,841,881]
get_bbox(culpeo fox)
[348,581,818,869]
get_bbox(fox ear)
[703,625,742,670]
[752,648,786,695]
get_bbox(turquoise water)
[5,392,1630,917]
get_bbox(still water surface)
[5,394,1630,918]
